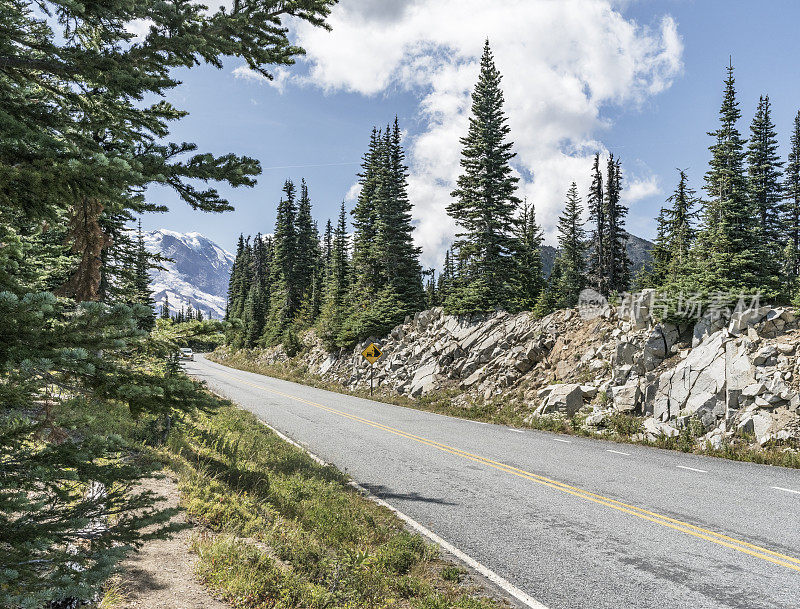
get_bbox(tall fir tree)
[226,234,256,325]
[161,293,171,320]
[663,170,698,284]
[446,40,521,314]
[265,180,299,341]
[649,206,672,288]
[782,111,800,297]
[554,183,588,308]
[295,179,321,306]
[340,120,424,344]
[350,128,383,295]
[747,94,783,295]
[514,199,545,310]
[242,283,267,348]
[133,220,156,330]
[319,203,350,348]
[438,249,456,305]
[695,62,763,298]
[604,156,630,293]
[379,118,425,312]
[586,153,606,295]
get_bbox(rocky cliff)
[215,298,800,451]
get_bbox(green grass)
[164,402,504,609]
[209,348,800,469]
[54,385,505,608]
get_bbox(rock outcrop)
[216,301,800,452]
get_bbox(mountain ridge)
[143,229,234,318]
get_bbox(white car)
[179,347,194,361]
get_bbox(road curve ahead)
[186,355,800,609]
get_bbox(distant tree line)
[226,44,800,355]
[225,119,424,350]
[225,42,632,351]
[159,295,207,323]
[641,63,800,313]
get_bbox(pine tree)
[242,283,267,348]
[587,153,606,294]
[323,219,333,272]
[554,183,588,308]
[309,221,325,321]
[514,199,545,310]
[423,269,438,308]
[378,118,425,313]
[695,62,762,299]
[295,179,320,306]
[747,94,783,294]
[340,120,424,344]
[534,258,563,317]
[350,128,382,295]
[446,40,521,314]
[605,156,630,293]
[226,235,247,321]
[662,170,698,284]
[265,180,299,342]
[0,1,335,600]
[133,221,156,331]
[160,294,171,320]
[438,249,456,305]
[782,111,800,296]
[319,203,350,348]
[649,206,672,288]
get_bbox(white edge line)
[772,486,800,495]
[553,438,571,444]
[254,418,549,609]
[606,449,630,456]
[676,465,707,473]
[507,428,525,433]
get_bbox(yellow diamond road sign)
[361,343,382,365]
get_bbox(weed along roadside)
[163,397,513,609]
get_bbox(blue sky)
[141,0,800,265]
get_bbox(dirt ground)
[117,474,229,609]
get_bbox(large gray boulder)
[651,329,728,421]
[408,361,438,397]
[692,313,727,347]
[617,289,656,330]
[539,383,584,416]
[611,381,641,412]
[642,323,681,371]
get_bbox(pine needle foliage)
[445,40,523,314]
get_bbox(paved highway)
[186,355,800,609]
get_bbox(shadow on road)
[360,482,457,506]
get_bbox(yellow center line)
[208,362,800,574]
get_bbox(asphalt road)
[185,354,800,609]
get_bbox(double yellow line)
[209,362,800,574]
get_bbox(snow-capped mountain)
[143,229,233,318]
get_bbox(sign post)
[360,342,383,396]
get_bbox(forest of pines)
[225,43,800,353]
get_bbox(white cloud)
[345,182,362,202]
[280,0,684,265]
[125,18,154,42]
[233,65,291,93]
[625,175,661,206]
